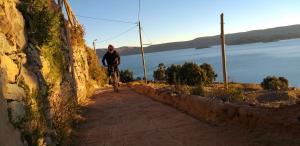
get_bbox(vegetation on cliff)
[86,46,107,87]
[5,0,109,145]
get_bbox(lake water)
[119,39,300,87]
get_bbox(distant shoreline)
[97,24,300,57]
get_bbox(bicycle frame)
[108,65,119,92]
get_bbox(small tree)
[261,76,289,90]
[165,62,217,86]
[178,62,203,86]
[200,63,218,84]
[86,46,108,86]
[166,64,182,84]
[153,63,166,81]
[120,69,134,83]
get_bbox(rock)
[0,0,26,50]
[3,84,25,101]
[45,136,56,146]
[0,98,23,146]
[0,6,12,34]
[7,101,25,124]
[0,55,19,83]
[20,66,38,94]
[25,44,42,69]
[0,68,7,98]
[0,32,18,54]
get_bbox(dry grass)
[146,82,300,107]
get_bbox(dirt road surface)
[74,87,298,146]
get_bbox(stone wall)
[0,0,101,145]
[130,85,300,134]
[0,0,28,145]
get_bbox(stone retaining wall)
[131,85,300,134]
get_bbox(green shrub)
[191,84,205,96]
[86,46,107,86]
[227,88,245,102]
[120,69,134,83]
[179,62,206,86]
[166,64,181,84]
[200,63,218,84]
[209,88,244,102]
[153,63,166,81]
[19,0,67,83]
[261,76,289,91]
[173,84,192,95]
[165,62,217,86]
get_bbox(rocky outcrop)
[0,98,23,146]
[0,0,27,145]
[0,0,103,145]
[0,0,26,51]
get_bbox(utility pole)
[138,21,147,84]
[93,39,97,52]
[220,13,228,90]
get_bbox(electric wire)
[99,24,138,43]
[76,15,137,24]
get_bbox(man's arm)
[116,52,120,65]
[102,53,107,66]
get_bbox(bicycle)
[108,65,120,92]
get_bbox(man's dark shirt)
[102,50,120,66]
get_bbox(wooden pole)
[138,21,148,84]
[220,13,228,90]
[93,39,97,52]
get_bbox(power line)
[99,25,138,43]
[76,15,137,24]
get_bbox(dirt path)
[73,87,290,146]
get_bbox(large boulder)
[0,98,23,146]
[0,68,7,98]
[0,5,11,34]
[0,55,19,83]
[7,101,25,124]
[0,0,26,50]
[0,32,17,54]
[3,84,26,101]
[20,66,38,95]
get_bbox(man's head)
[108,44,114,54]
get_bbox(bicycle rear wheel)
[113,71,119,92]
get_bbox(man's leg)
[107,67,113,84]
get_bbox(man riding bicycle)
[102,45,121,90]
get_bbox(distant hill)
[97,24,300,57]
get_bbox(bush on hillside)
[200,63,218,84]
[18,0,68,83]
[120,69,134,83]
[163,62,217,86]
[165,64,182,84]
[153,63,166,81]
[86,46,107,86]
[179,62,207,86]
[261,76,289,91]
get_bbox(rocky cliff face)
[0,0,27,145]
[0,0,104,145]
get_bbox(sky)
[68,0,300,49]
